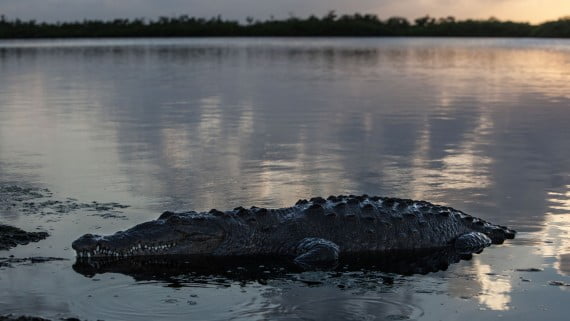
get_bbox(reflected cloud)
[1,39,569,215]
[406,110,494,203]
[448,257,512,311]
[542,185,570,275]
[197,96,223,143]
[160,125,193,170]
[473,259,512,311]
[547,187,570,214]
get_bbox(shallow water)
[0,38,569,320]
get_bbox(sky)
[0,0,569,23]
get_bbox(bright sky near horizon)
[0,0,568,23]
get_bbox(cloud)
[0,0,567,23]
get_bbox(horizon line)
[1,12,569,26]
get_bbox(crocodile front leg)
[294,237,340,267]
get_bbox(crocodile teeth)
[75,240,182,259]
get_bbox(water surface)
[0,38,569,320]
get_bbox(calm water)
[0,38,569,320]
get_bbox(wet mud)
[0,184,130,220]
[0,256,67,269]
[0,316,51,321]
[0,185,128,321]
[0,225,49,251]
[0,315,80,321]
[1,184,131,252]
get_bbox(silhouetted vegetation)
[0,12,569,38]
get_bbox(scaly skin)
[72,195,516,264]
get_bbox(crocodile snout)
[72,233,102,252]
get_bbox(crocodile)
[72,195,516,265]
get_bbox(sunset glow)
[0,0,568,23]
[373,0,570,24]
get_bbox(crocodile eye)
[159,211,176,220]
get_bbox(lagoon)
[1,38,569,320]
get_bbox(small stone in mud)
[162,298,179,304]
[90,213,128,220]
[299,279,323,286]
[548,281,570,286]
[520,278,531,282]
[515,268,543,272]
[0,225,49,250]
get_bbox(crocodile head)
[72,211,225,258]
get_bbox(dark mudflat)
[0,316,79,321]
[0,224,49,251]
[0,256,67,269]
[0,316,51,321]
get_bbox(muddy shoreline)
[0,224,49,251]
[0,315,80,321]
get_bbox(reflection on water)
[69,252,469,321]
[0,38,569,320]
[543,184,570,276]
[453,258,513,311]
[70,248,476,281]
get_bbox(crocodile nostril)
[72,233,101,251]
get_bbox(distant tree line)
[0,12,569,38]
